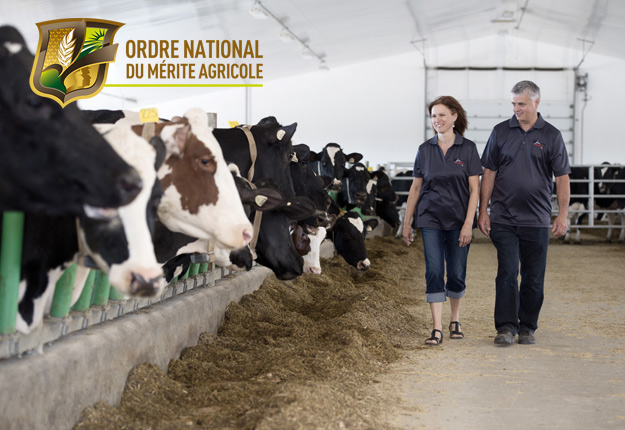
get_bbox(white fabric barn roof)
[4,0,625,77]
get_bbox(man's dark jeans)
[489,222,549,334]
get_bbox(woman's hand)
[459,224,473,247]
[403,225,413,246]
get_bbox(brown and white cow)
[130,108,254,250]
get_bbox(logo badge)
[30,18,123,107]
[454,159,464,167]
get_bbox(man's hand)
[552,214,568,237]
[478,212,491,237]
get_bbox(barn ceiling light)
[279,27,295,42]
[249,0,328,71]
[249,1,268,19]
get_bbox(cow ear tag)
[228,121,240,128]
[277,129,286,140]
[140,108,159,141]
[255,195,268,207]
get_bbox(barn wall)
[79,36,625,167]
[577,53,625,164]
[148,52,426,169]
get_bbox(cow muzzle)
[130,273,163,297]
[356,258,371,271]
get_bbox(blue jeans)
[489,223,549,334]
[420,228,469,303]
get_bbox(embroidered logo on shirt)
[533,141,544,149]
[454,159,464,166]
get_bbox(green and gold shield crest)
[30,18,124,107]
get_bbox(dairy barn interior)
[1,1,624,429]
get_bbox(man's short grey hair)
[511,80,540,100]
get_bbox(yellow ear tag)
[139,108,159,123]
[228,121,240,128]
[255,195,268,207]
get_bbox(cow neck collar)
[236,124,257,182]
[234,124,262,256]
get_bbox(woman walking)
[402,96,482,345]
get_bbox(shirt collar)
[509,112,545,130]
[430,130,463,146]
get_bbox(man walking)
[478,80,570,345]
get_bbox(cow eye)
[197,157,215,172]
[288,152,295,161]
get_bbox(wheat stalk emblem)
[58,28,76,70]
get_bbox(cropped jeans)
[489,223,550,334]
[420,227,469,303]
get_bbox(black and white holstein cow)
[310,143,363,191]
[596,164,625,242]
[564,166,590,243]
[327,212,378,271]
[302,227,327,275]
[213,117,316,280]
[337,162,372,213]
[12,123,165,334]
[372,168,400,229]
[291,143,333,230]
[87,108,255,251]
[0,26,142,216]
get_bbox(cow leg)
[618,211,625,243]
[606,213,616,242]
[574,203,585,244]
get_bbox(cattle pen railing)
[387,163,625,231]
[0,219,233,360]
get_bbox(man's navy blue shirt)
[413,131,483,230]
[481,113,571,227]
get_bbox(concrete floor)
[380,241,625,430]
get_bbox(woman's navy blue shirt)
[413,132,483,230]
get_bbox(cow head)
[311,143,363,188]
[78,123,165,297]
[371,168,398,204]
[302,226,327,275]
[290,223,312,256]
[328,212,378,271]
[0,26,142,216]
[291,144,332,212]
[253,186,316,280]
[339,163,371,209]
[133,108,254,250]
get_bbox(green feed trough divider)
[0,212,24,334]
[0,209,218,359]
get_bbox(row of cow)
[0,25,400,335]
[566,164,625,243]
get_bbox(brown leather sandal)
[425,329,443,346]
[449,321,465,339]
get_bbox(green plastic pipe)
[0,212,24,334]
[72,269,96,312]
[189,263,200,277]
[108,285,125,301]
[199,262,209,273]
[92,271,111,306]
[50,263,78,318]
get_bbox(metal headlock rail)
[0,231,226,359]
[387,163,625,231]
